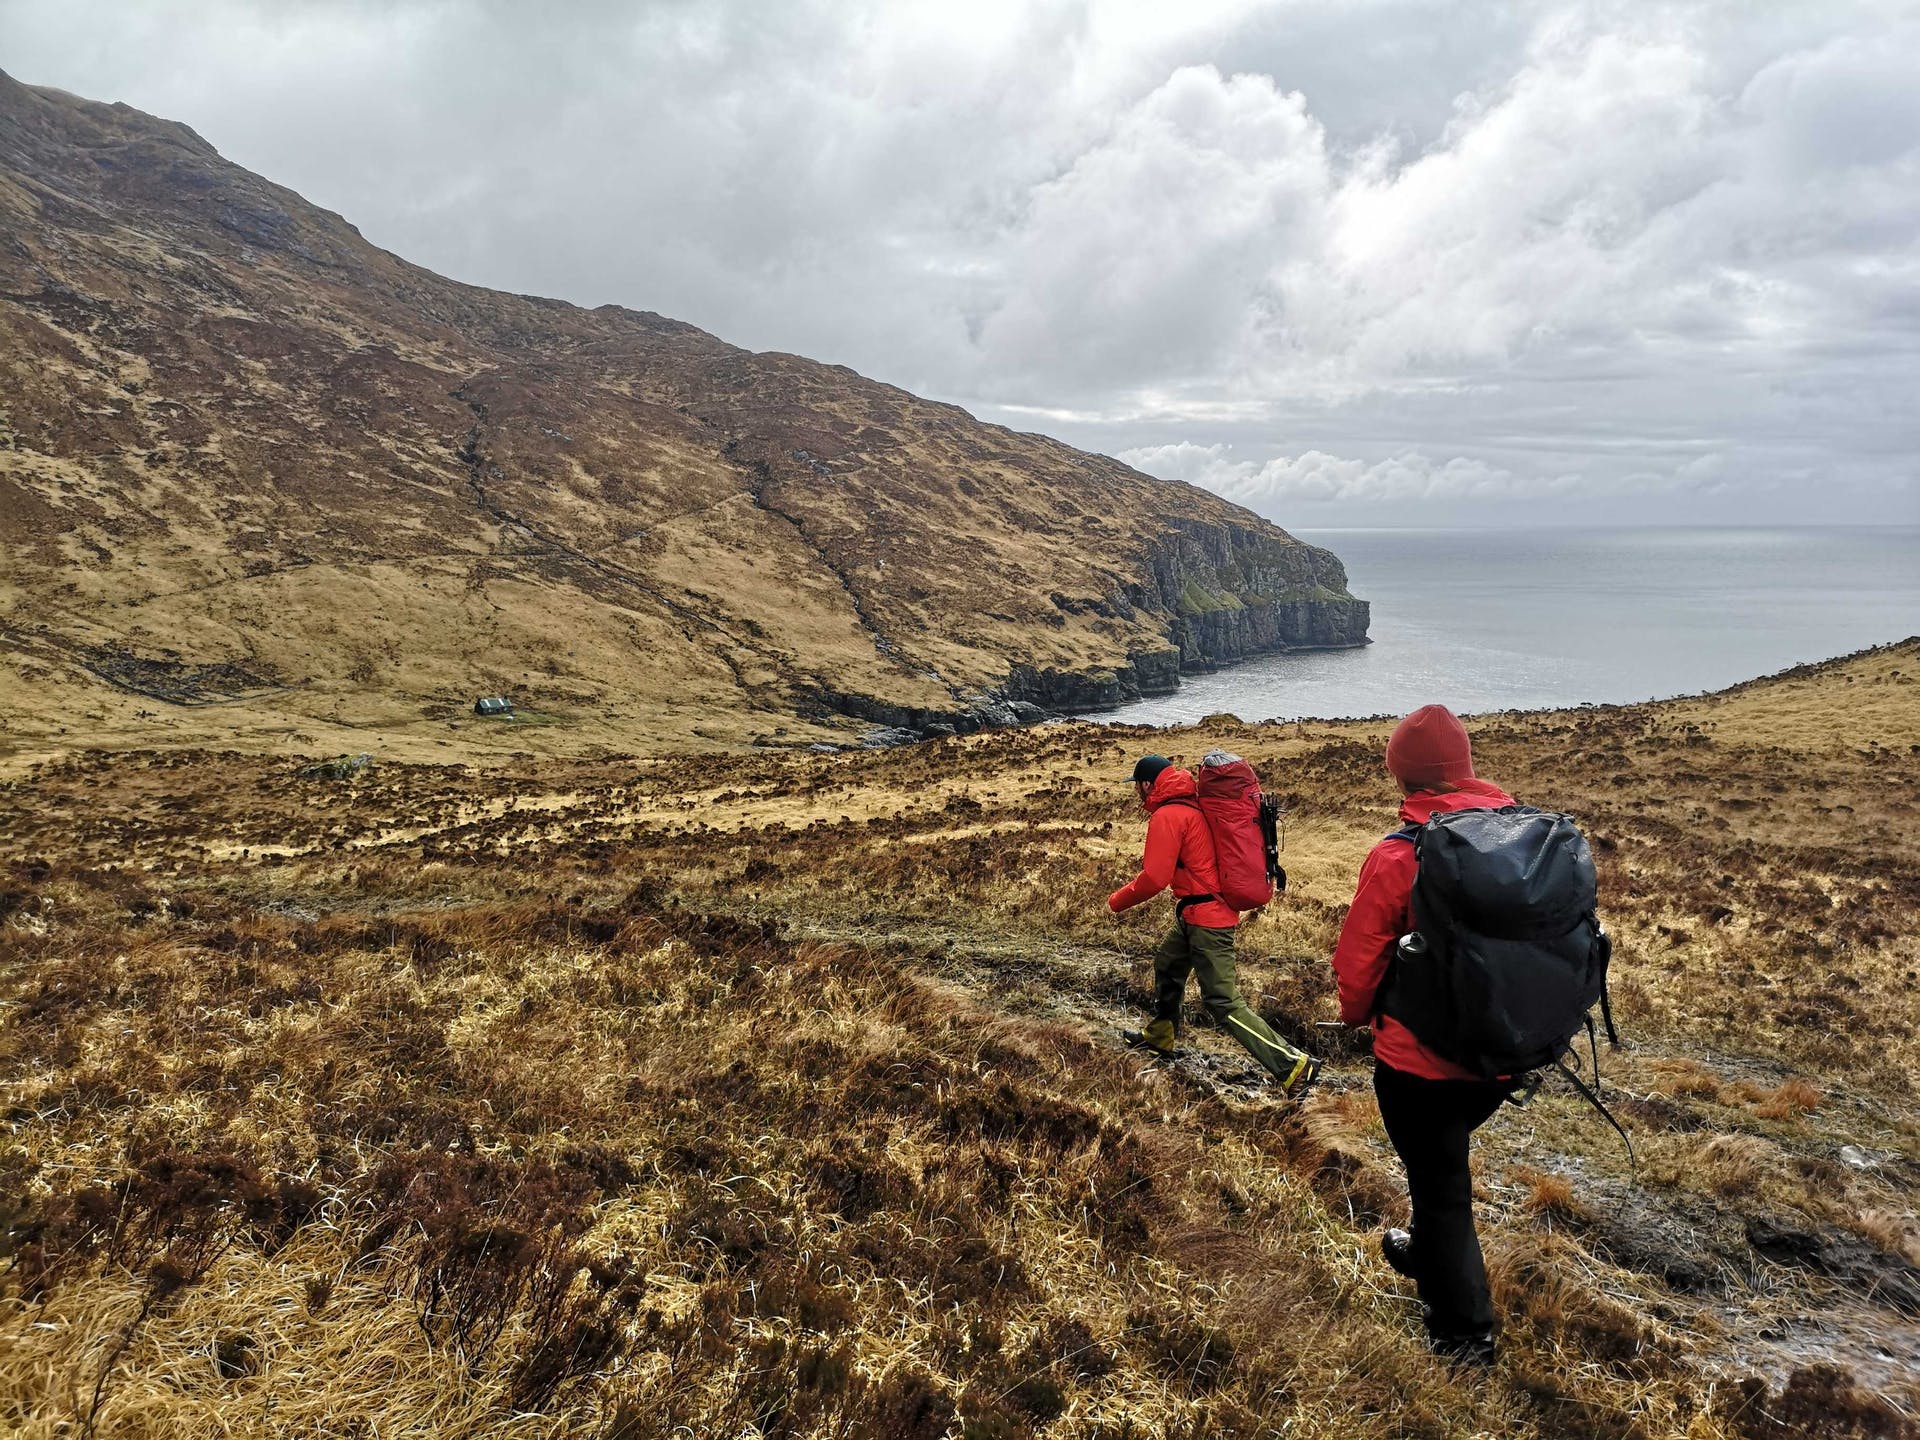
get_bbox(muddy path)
[720,897,1920,1399]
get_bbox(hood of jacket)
[1144,765,1198,809]
[1397,776,1515,825]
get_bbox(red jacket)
[1331,778,1516,1080]
[1107,767,1240,929]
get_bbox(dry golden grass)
[1673,642,1920,753]
[1514,1167,1593,1226]
[1754,1079,1824,1121]
[2,642,1918,1438]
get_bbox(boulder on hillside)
[859,726,922,749]
[300,752,371,781]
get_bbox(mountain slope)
[0,72,1367,759]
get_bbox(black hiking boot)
[1428,1329,1497,1367]
[1381,1227,1418,1279]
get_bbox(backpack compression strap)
[1592,917,1622,1047]
[1553,1015,1637,1171]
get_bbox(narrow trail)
[759,903,1920,1397]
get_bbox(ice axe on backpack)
[1259,793,1287,896]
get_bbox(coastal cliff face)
[0,72,1368,756]
[1003,520,1370,714]
[1146,519,1370,668]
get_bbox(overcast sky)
[6,0,1918,527]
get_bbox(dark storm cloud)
[4,0,1915,525]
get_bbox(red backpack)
[1194,751,1287,912]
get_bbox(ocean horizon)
[1100,524,1920,726]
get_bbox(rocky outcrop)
[1001,649,1182,713]
[834,517,1373,736]
[810,686,1049,744]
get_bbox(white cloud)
[1119,441,1572,505]
[975,65,1328,387]
[2,0,1915,524]
[968,7,1920,403]
[1117,440,1762,521]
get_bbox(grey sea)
[1102,526,1920,726]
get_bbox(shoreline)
[1090,634,1920,731]
[1042,636,1375,716]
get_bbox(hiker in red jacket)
[1111,754,1320,1096]
[1331,705,1514,1366]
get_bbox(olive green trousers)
[1143,920,1310,1083]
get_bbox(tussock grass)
[3,643,1918,1437]
[0,894,1498,1437]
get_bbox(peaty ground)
[0,641,1916,1439]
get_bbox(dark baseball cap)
[1130,754,1172,785]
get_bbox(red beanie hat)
[1385,705,1475,788]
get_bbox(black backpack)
[1379,805,1630,1156]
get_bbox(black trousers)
[1373,1062,1511,1337]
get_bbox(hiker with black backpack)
[1111,752,1321,1098]
[1332,705,1617,1367]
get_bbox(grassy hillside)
[2,640,1916,1438]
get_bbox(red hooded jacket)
[1107,767,1240,929]
[1331,778,1516,1081]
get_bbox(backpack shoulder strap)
[1155,795,1201,871]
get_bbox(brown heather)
[1,640,1917,1438]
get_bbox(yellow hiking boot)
[1123,1018,1179,1057]
[1280,1052,1322,1098]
